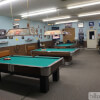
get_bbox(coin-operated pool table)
[0,51,63,93]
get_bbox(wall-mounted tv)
[53,35,60,39]
[52,27,59,30]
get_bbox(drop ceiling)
[0,0,100,22]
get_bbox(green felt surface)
[56,43,75,47]
[0,56,60,67]
[33,48,78,53]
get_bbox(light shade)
[67,0,100,9]
[21,8,57,18]
[78,11,100,17]
[55,20,78,25]
[44,30,63,35]
[42,16,71,22]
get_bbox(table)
[0,55,63,93]
[55,43,77,48]
[31,48,79,65]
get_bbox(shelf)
[0,41,8,44]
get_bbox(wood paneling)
[63,28,75,43]
[0,41,53,56]
[41,41,53,48]
[0,50,10,57]
[26,45,36,55]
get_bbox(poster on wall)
[30,27,37,35]
[89,22,94,26]
[78,28,84,41]
[0,29,7,39]
[13,23,19,29]
[65,23,72,28]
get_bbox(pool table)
[55,43,77,48]
[0,55,63,93]
[31,48,79,65]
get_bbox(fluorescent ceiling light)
[21,8,57,18]
[55,20,78,24]
[0,0,16,5]
[67,0,100,9]
[42,16,71,22]
[78,11,100,17]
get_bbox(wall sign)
[78,28,84,41]
[89,22,94,26]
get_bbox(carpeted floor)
[0,49,100,100]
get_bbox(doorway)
[87,30,97,48]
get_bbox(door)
[87,30,97,48]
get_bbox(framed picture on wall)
[0,29,7,39]
[78,22,84,28]
[13,23,19,29]
[89,22,94,26]
[9,36,13,39]
[65,23,72,28]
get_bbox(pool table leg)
[40,76,49,93]
[0,72,1,81]
[53,68,59,81]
